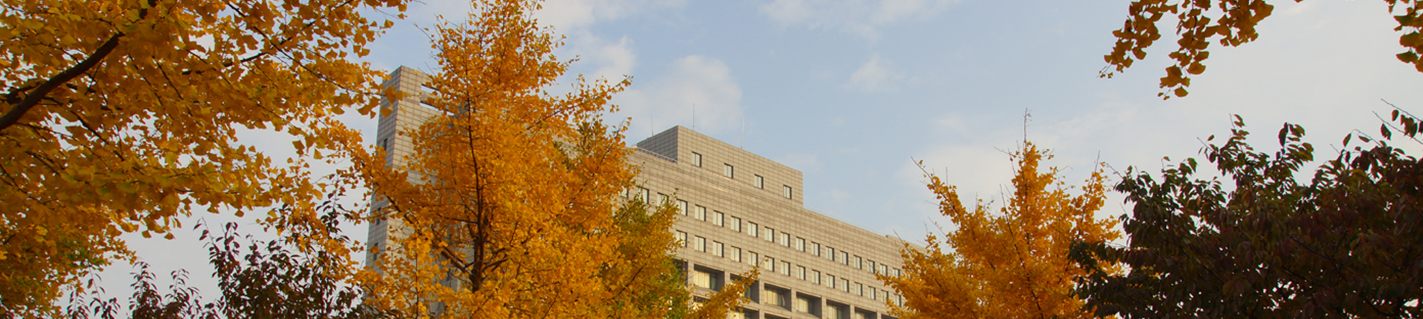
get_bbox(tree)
[350,0,753,317]
[1072,116,1423,318]
[62,185,398,319]
[0,0,408,314]
[882,142,1121,319]
[1103,0,1423,98]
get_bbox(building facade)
[368,67,907,319]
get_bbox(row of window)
[689,151,795,200]
[643,192,903,279]
[675,230,901,304]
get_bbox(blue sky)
[356,0,1423,239]
[102,0,1423,301]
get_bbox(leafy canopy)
[1073,115,1423,318]
[883,142,1120,319]
[0,0,407,314]
[351,0,753,317]
[1103,0,1423,98]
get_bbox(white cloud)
[535,0,686,32]
[614,55,744,139]
[846,54,906,93]
[759,0,958,39]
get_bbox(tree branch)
[0,34,121,132]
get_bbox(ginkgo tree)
[1104,0,1423,98]
[882,142,1120,319]
[0,0,407,315]
[350,0,753,317]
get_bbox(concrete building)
[367,66,908,319]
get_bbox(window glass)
[796,266,806,280]
[730,217,742,232]
[713,241,724,257]
[795,238,805,252]
[748,222,759,237]
[783,185,792,199]
[855,256,863,269]
[780,233,790,247]
[826,275,836,288]
[676,231,687,247]
[731,247,742,262]
[840,251,849,265]
[713,212,724,226]
[812,243,821,256]
[812,270,821,284]
[754,175,764,188]
[764,227,775,242]
[694,236,706,252]
[779,261,790,276]
[677,200,688,215]
[748,252,759,266]
[723,164,734,178]
[692,152,702,167]
[695,206,707,221]
[762,256,775,270]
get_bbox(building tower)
[367,67,908,319]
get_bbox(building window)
[712,212,724,227]
[826,247,836,261]
[826,274,836,288]
[723,163,734,178]
[812,270,822,284]
[694,236,706,252]
[692,152,702,167]
[796,266,806,280]
[880,264,889,275]
[692,269,713,289]
[856,283,864,296]
[855,256,863,269]
[841,279,850,292]
[677,200,688,216]
[748,222,759,238]
[779,261,790,276]
[748,252,759,266]
[637,187,649,201]
[840,251,849,265]
[794,296,810,313]
[868,260,877,273]
[713,241,724,257]
[754,175,764,189]
[764,227,775,242]
[894,268,902,277]
[762,256,775,271]
[812,242,821,256]
[676,231,687,247]
[658,193,669,204]
[795,237,806,252]
[779,233,790,247]
[695,205,707,221]
[783,185,792,199]
[731,247,742,262]
[730,217,742,232]
[870,287,878,300]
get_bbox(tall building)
[368,67,908,319]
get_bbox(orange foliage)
[351,0,752,317]
[884,142,1120,319]
[0,0,406,314]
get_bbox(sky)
[99,0,1423,304]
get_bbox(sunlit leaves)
[0,0,406,314]
[351,0,749,317]
[882,142,1120,319]
[1104,0,1423,98]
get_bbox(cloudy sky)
[103,0,1423,300]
